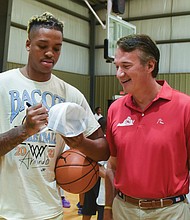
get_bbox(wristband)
[104,206,112,210]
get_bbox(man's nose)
[116,67,124,77]
[45,50,54,57]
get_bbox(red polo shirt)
[106,80,190,199]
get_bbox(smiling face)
[114,48,155,95]
[26,27,62,80]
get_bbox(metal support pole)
[0,0,13,72]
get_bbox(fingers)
[62,133,84,149]
[24,103,49,135]
[27,103,48,121]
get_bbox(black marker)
[26,102,32,107]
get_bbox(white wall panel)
[62,15,89,45]
[12,0,89,44]
[12,0,57,26]
[8,27,28,64]
[46,0,89,16]
[132,18,171,41]
[55,42,89,75]
[172,15,190,39]
[95,49,115,76]
[170,43,190,73]
[157,44,171,73]
[129,0,172,17]
[172,0,190,12]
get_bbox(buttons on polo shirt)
[142,113,145,116]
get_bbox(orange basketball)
[55,149,99,194]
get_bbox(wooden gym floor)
[63,191,97,220]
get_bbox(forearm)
[0,125,29,156]
[78,137,110,162]
[62,127,110,161]
[104,166,116,220]
[105,167,116,206]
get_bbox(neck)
[132,81,162,111]
[20,65,51,82]
[20,66,30,79]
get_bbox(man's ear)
[147,59,156,72]
[26,39,31,51]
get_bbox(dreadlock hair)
[27,12,64,37]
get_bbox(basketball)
[55,149,99,194]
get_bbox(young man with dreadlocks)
[0,12,109,220]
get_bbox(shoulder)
[161,80,190,103]
[52,74,83,93]
[0,69,21,87]
[0,68,19,79]
[172,88,190,104]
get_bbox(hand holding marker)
[26,102,48,133]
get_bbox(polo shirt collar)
[125,80,172,109]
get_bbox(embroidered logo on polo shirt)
[157,118,164,125]
[117,116,135,127]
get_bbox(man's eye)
[54,48,61,52]
[39,45,47,49]
[123,65,130,69]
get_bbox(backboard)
[104,14,136,62]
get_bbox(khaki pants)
[113,195,190,220]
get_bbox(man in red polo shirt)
[104,34,190,220]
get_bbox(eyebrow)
[38,39,62,45]
[114,61,131,65]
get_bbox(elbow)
[102,148,110,161]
